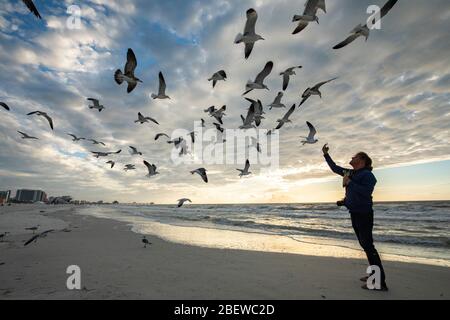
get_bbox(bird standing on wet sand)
[142,236,151,248]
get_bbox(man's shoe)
[361,283,389,291]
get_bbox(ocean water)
[76,201,450,267]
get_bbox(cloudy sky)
[0,0,449,204]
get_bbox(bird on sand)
[280,66,302,91]
[27,111,53,130]
[243,61,273,95]
[292,0,322,35]
[22,0,42,19]
[177,198,192,208]
[106,160,115,168]
[67,134,85,142]
[18,131,38,140]
[151,72,170,99]
[142,236,151,248]
[275,104,296,130]
[333,0,399,49]
[208,70,227,88]
[24,230,54,247]
[237,159,251,178]
[299,77,337,106]
[155,133,170,141]
[190,168,208,183]
[301,121,319,145]
[25,225,40,234]
[91,150,121,158]
[234,8,265,59]
[143,160,159,177]
[114,48,142,93]
[135,112,159,125]
[268,92,286,110]
[1,102,10,111]
[87,98,104,112]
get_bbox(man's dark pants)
[350,211,386,285]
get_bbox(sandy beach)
[0,204,449,300]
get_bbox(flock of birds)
[1,0,400,211]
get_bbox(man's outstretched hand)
[322,143,329,155]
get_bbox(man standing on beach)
[322,144,388,291]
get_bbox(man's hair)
[356,152,373,171]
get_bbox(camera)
[336,199,346,207]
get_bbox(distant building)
[0,190,11,204]
[48,196,72,204]
[15,189,47,203]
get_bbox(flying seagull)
[22,0,42,19]
[190,168,208,183]
[189,131,196,144]
[151,72,170,99]
[301,121,319,145]
[106,160,115,168]
[213,122,224,133]
[280,66,302,91]
[142,236,151,248]
[299,77,337,106]
[243,61,273,95]
[333,0,399,49]
[143,160,159,177]
[275,104,296,130]
[88,139,106,146]
[24,230,54,247]
[91,150,121,158]
[18,131,38,140]
[129,146,143,156]
[124,164,136,171]
[27,111,53,130]
[234,8,265,59]
[135,112,159,125]
[0,102,10,111]
[208,70,227,88]
[243,98,265,127]
[268,92,286,110]
[87,98,104,112]
[211,105,227,124]
[167,137,184,148]
[115,48,142,93]
[292,0,323,35]
[250,137,262,153]
[67,134,85,142]
[155,133,170,141]
[200,118,206,127]
[177,198,192,208]
[237,159,251,178]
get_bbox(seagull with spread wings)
[275,104,296,130]
[1,102,10,111]
[67,134,85,142]
[208,70,227,88]
[280,66,302,91]
[27,111,54,130]
[333,0,399,49]
[87,98,105,112]
[292,0,322,35]
[301,121,319,145]
[299,77,337,107]
[237,159,252,178]
[114,48,142,93]
[151,72,170,99]
[135,112,159,125]
[18,131,38,140]
[243,61,273,95]
[234,8,265,59]
[143,161,159,177]
[190,168,208,183]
